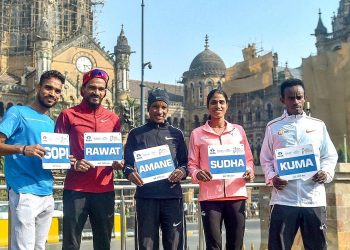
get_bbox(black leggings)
[135,198,186,250]
[200,199,246,250]
[268,205,327,250]
[62,190,115,250]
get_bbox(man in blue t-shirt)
[0,70,65,250]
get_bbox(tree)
[337,145,350,163]
[115,97,141,132]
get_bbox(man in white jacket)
[260,78,338,250]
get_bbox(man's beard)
[38,94,56,109]
[86,95,102,109]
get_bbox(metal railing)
[0,182,266,250]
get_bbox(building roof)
[183,35,226,78]
[115,25,131,53]
[0,72,20,85]
[0,73,26,94]
[129,80,183,103]
[315,9,328,35]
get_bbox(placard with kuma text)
[275,144,318,181]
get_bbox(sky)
[96,1,340,84]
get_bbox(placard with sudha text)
[41,132,70,169]
[84,132,122,166]
[275,144,318,181]
[134,145,175,184]
[208,144,246,180]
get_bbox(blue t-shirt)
[0,106,54,195]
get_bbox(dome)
[185,35,226,77]
[189,48,226,75]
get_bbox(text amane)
[139,159,173,173]
[86,147,120,155]
[280,158,314,170]
[210,159,245,168]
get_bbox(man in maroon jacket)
[55,68,122,250]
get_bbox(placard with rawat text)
[84,132,122,166]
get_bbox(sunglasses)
[83,69,109,85]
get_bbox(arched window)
[199,82,203,99]
[6,103,13,111]
[20,34,26,50]
[217,81,222,88]
[255,107,261,122]
[199,82,204,106]
[10,33,18,53]
[173,117,179,128]
[191,83,195,101]
[267,104,273,120]
[237,110,243,124]
[180,118,185,131]
[194,115,200,128]
[167,117,172,125]
[207,80,214,92]
[0,102,4,117]
[247,109,252,123]
[202,114,209,124]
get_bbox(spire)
[315,9,328,35]
[115,24,130,53]
[284,62,293,80]
[204,34,209,50]
[120,24,125,36]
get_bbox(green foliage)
[114,170,124,179]
[337,144,350,163]
[115,97,141,131]
[0,156,6,200]
[0,156,3,174]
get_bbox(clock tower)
[34,1,54,84]
[76,56,93,73]
[114,25,132,104]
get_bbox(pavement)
[0,219,261,250]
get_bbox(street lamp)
[305,101,311,116]
[140,0,151,125]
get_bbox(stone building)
[181,38,300,161]
[302,0,350,148]
[314,0,350,53]
[0,0,185,131]
[0,0,115,118]
[0,0,346,152]
[225,45,300,164]
[181,35,225,137]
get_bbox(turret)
[114,25,132,103]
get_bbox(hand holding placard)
[272,175,288,190]
[196,170,212,182]
[127,171,144,187]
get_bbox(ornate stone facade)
[314,0,350,53]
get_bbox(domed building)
[182,35,226,136]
